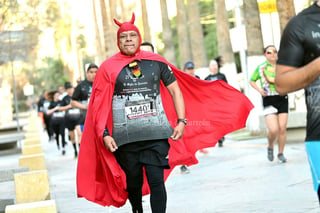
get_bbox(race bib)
[125,102,157,120]
[68,108,80,114]
[53,111,65,118]
[81,100,89,106]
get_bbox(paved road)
[1,124,319,213]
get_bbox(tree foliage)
[0,0,19,30]
[24,57,69,95]
[157,0,218,69]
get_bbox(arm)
[166,81,185,141]
[71,83,88,110]
[46,106,59,115]
[71,100,88,110]
[58,104,72,112]
[249,80,267,97]
[275,57,320,95]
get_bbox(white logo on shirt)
[312,31,320,39]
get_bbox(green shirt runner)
[250,61,278,96]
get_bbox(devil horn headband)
[114,13,135,26]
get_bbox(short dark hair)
[141,41,154,53]
[87,63,98,72]
[264,45,276,53]
[64,81,73,89]
[214,56,223,68]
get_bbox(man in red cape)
[77,13,253,209]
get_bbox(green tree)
[24,57,69,95]
[243,0,264,56]
[176,0,192,68]
[158,0,217,69]
[0,0,19,30]
[141,0,151,42]
[187,0,207,68]
[160,0,177,65]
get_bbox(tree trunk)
[215,0,234,64]
[187,0,207,68]
[243,0,265,131]
[159,0,177,65]
[243,0,264,56]
[106,0,118,56]
[176,0,192,69]
[276,0,295,34]
[92,0,105,64]
[99,0,109,59]
[215,0,239,90]
[141,0,151,42]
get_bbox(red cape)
[76,51,254,207]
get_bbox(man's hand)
[259,88,268,97]
[103,136,118,152]
[170,122,185,141]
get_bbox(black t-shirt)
[112,60,176,147]
[37,96,45,113]
[61,95,81,120]
[72,79,92,104]
[277,2,320,141]
[72,79,92,124]
[277,3,320,67]
[205,73,228,83]
[61,95,71,106]
[48,101,65,121]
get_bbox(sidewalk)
[1,122,319,213]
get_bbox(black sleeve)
[72,83,82,101]
[277,16,305,67]
[159,62,176,86]
[61,96,70,106]
[37,97,44,112]
[48,102,55,110]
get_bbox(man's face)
[86,68,98,82]
[184,68,195,76]
[58,86,65,94]
[119,31,140,56]
[67,87,74,96]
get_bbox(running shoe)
[180,165,190,174]
[277,153,287,163]
[267,147,274,161]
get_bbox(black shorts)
[263,95,288,114]
[65,116,80,131]
[114,139,170,170]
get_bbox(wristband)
[103,128,110,138]
[177,118,187,125]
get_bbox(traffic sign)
[258,0,278,13]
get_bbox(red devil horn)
[114,18,122,27]
[130,13,135,24]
